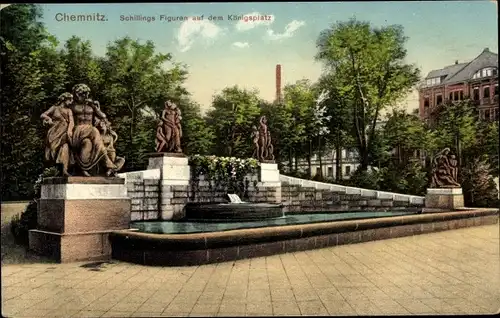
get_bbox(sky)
[33,1,498,113]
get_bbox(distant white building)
[282,148,360,180]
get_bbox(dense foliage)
[1,6,498,208]
[189,155,260,199]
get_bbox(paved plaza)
[2,224,499,317]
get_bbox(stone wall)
[157,176,282,220]
[281,183,423,214]
[127,179,161,221]
[124,173,282,221]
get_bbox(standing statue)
[430,148,461,188]
[253,116,275,162]
[156,100,183,153]
[40,92,74,176]
[41,83,125,177]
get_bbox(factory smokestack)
[275,64,283,104]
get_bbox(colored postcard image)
[1,2,499,318]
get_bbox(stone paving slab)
[2,224,499,317]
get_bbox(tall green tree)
[383,108,438,165]
[316,74,354,180]
[473,121,499,176]
[0,4,58,199]
[99,37,188,170]
[282,80,317,175]
[432,99,478,169]
[315,18,420,171]
[60,36,104,95]
[205,86,262,158]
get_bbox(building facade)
[418,48,499,122]
[282,148,361,180]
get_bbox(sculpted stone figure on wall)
[41,83,124,177]
[430,148,461,188]
[252,115,275,162]
[156,100,183,153]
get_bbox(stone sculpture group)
[430,148,461,188]
[252,115,275,162]
[155,100,183,153]
[41,84,124,177]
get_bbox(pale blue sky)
[37,2,498,112]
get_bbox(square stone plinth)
[147,153,190,185]
[29,230,112,263]
[425,187,464,210]
[29,177,131,263]
[260,162,280,184]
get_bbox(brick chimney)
[275,64,282,104]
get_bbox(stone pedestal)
[28,177,131,263]
[148,153,190,220]
[259,162,282,203]
[424,187,464,211]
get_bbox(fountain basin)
[184,202,284,221]
[109,208,498,266]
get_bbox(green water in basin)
[131,211,418,234]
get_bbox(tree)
[432,99,478,169]
[316,74,354,180]
[473,121,499,176]
[462,157,499,207]
[60,36,104,95]
[205,86,262,158]
[282,80,317,175]
[316,19,420,171]
[0,4,58,200]
[177,99,214,155]
[99,37,188,170]
[383,108,438,166]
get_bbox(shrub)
[462,157,499,207]
[379,161,429,196]
[347,167,383,190]
[10,167,59,245]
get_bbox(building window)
[327,167,333,177]
[495,108,499,120]
[424,97,429,107]
[484,86,490,99]
[484,109,491,121]
[345,166,351,176]
[449,92,452,100]
[426,77,441,86]
[460,91,464,100]
[473,87,480,100]
[315,167,321,175]
[436,95,443,105]
[453,91,459,101]
[495,84,499,96]
[472,67,497,79]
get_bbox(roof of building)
[425,48,498,85]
